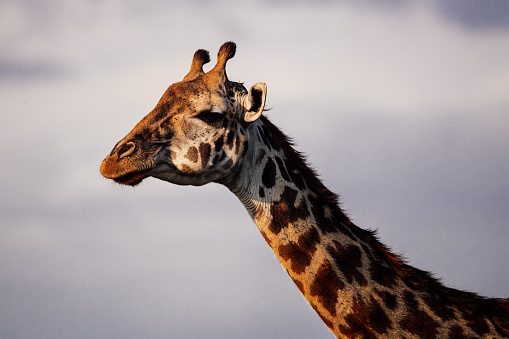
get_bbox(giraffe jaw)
[100,153,206,187]
[108,162,200,187]
[150,162,217,186]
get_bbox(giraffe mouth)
[110,162,177,186]
[100,158,155,187]
[101,151,177,186]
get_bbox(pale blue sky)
[1,1,508,338]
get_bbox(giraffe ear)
[243,83,267,123]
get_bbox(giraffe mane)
[365,204,509,335]
[262,114,509,335]
[261,115,348,222]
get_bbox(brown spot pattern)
[308,193,352,236]
[264,128,281,151]
[275,156,291,181]
[422,292,456,322]
[375,290,398,311]
[328,241,367,287]
[214,136,224,152]
[181,164,193,174]
[257,125,273,151]
[399,290,440,338]
[199,143,211,167]
[310,260,344,317]
[448,325,465,339]
[234,137,240,155]
[278,227,320,274]
[226,130,234,148]
[338,295,392,337]
[258,186,265,198]
[285,159,306,189]
[370,257,397,288]
[184,146,198,163]
[269,187,310,235]
[255,148,266,165]
[262,157,276,188]
[463,311,490,336]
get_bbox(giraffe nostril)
[117,141,137,159]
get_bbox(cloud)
[434,0,509,29]
[266,3,509,116]
[0,59,68,80]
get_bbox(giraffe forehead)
[158,80,232,116]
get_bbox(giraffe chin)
[112,171,148,186]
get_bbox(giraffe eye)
[195,110,224,127]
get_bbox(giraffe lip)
[113,170,149,186]
[111,162,157,186]
[112,161,176,186]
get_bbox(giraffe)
[100,42,509,338]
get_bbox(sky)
[1,1,508,338]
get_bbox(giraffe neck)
[221,116,509,338]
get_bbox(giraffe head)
[100,42,267,186]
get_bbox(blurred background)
[1,1,508,338]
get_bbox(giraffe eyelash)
[195,110,225,126]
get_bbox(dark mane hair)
[260,115,509,336]
[260,116,343,210]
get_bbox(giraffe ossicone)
[101,42,509,338]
